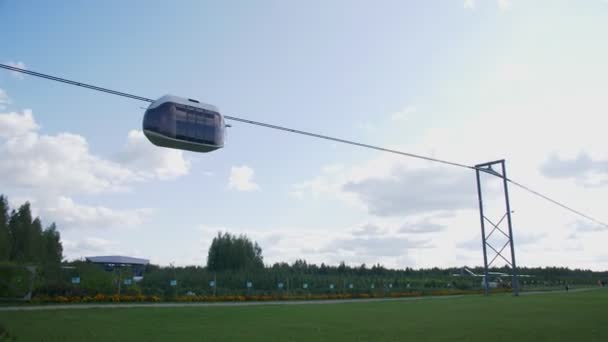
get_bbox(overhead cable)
[2,63,606,228]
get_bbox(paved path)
[0,287,602,312]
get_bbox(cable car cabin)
[143,95,225,153]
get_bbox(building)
[85,255,150,280]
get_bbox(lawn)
[0,289,606,341]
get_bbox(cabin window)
[145,101,222,146]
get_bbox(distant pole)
[475,160,519,297]
[501,160,519,296]
[213,273,217,296]
[475,168,491,295]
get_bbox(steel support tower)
[475,159,519,296]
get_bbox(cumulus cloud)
[293,154,481,218]
[61,237,142,260]
[352,223,384,237]
[0,109,38,137]
[0,111,191,195]
[569,220,607,237]
[5,61,27,80]
[63,237,117,255]
[228,165,260,191]
[515,232,546,245]
[0,109,193,233]
[0,134,133,195]
[464,0,475,9]
[342,166,476,216]
[0,118,135,195]
[0,89,9,109]
[399,219,445,234]
[456,236,481,250]
[321,236,432,257]
[115,130,190,180]
[194,223,426,268]
[41,196,152,230]
[540,152,608,187]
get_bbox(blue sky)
[1,0,608,269]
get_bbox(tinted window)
[146,102,222,145]
[143,103,176,137]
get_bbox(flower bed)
[29,288,510,304]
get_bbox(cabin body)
[143,95,225,153]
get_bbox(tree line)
[1,197,607,299]
[0,195,63,264]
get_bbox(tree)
[8,203,34,262]
[0,196,9,261]
[206,232,264,272]
[42,223,63,264]
[29,217,44,262]
[0,196,63,264]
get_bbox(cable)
[2,63,607,228]
[223,115,473,169]
[0,63,472,170]
[507,179,608,229]
[0,64,154,103]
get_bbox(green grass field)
[0,289,606,341]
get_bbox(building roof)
[85,255,149,266]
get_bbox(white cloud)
[116,130,190,180]
[294,156,480,217]
[320,235,432,258]
[0,89,9,109]
[540,152,608,187]
[61,237,140,260]
[464,0,475,9]
[5,61,27,80]
[289,41,608,269]
[228,165,260,191]
[352,223,384,237]
[568,220,607,239]
[63,237,116,255]
[0,110,194,235]
[0,122,135,195]
[41,196,152,230]
[0,109,38,137]
[342,166,477,216]
[194,223,426,268]
[456,236,481,250]
[389,106,416,121]
[399,219,446,234]
[0,111,191,196]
